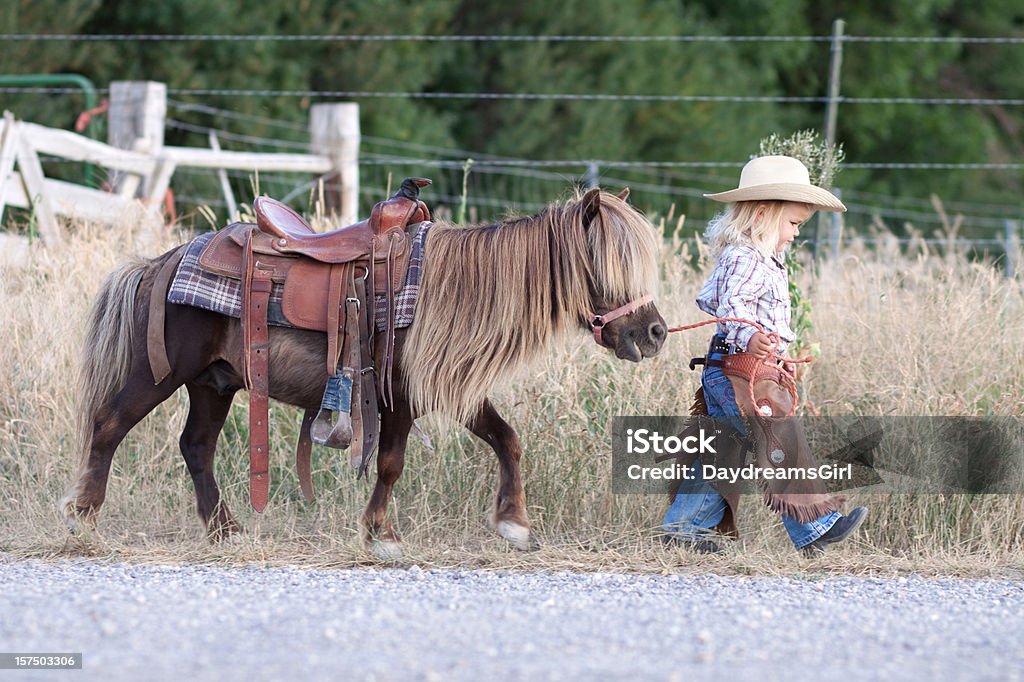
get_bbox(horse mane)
[402,189,660,424]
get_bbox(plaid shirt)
[696,243,795,353]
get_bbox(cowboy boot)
[801,506,868,556]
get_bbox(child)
[663,155,867,555]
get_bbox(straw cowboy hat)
[704,155,847,212]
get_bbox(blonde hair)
[705,200,809,261]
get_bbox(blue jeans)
[662,340,840,549]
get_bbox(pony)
[61,187,667,559]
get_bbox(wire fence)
[151,98,1021,279]
[4,31,1023,272]
[18,95,1023,244]
[8,86,1024,107]
[5,33,1024,43]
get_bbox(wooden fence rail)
[0,81,359,265]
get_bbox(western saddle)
[187,178,431,511]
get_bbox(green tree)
[73,0,460,147]
[3,0,1023,229]
[440,0,796,163]
[0,0,102,128]
[802,0,1024,209]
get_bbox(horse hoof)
[206,520,243,543]
[64,514,91,536]
[369,539,404,561]
[495,520,539,551]
[60,499,97,536]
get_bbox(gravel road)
[1,558,1022,681]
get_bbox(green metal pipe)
[0,73,101,183]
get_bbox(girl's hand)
[747,332,774,359]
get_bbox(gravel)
[1,558,1022,681]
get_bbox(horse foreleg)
[467,400,538,551]
[61,372,183,533]
[361,401,413,561]
[181,381,240,541]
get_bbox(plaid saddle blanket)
[167,222,431,332]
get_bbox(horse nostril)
[649,322,667,343]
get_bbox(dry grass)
[1,216,1023,578]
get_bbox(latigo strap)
[147,244,189,385]
[295,409,316,502]
[242,229,274,512]
[353,273,380,477]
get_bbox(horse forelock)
[582,191,661,304]
[402,191,659,424]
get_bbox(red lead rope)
[667,317,813,417]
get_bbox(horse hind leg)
[63,251,212,535]
[467,399,538,551]
[180,378,241,541]
[61,368,184,533]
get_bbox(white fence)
[0,81,359,262]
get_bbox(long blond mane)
[402,189,660,424]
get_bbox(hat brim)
[704,182,846,212]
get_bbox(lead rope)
[667,317,813,417]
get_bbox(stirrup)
[310,373,354,449]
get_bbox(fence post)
[823,19,845,150]
[1005,219,1019,278]
[815,18,845,262]
[309,103,360,227]
[585,161,599,189]
[830,188,843,260]
[108,81,166,198]
[14,123,61,246]
[0,112,18,224]
[208,131,238,220]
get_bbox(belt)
[709,335,739,355]
[689,334,738,371]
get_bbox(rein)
[667,317,813,417]
[586,297,810,417]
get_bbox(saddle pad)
[167,232,287,323]
[372,221,431,331]
[168,223,432,331]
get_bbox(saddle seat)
[254,198,317,238]
[253,177,432,263]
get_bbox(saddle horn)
[396,177,432,201]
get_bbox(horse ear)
[617,187,630,202]
[581,187,602,228]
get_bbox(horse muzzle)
[589,294,666,361]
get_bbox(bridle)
[589,293,653,347]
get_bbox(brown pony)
[61,188,666,559]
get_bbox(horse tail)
[76,258,151,460]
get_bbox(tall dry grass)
[1,214,1023,577]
